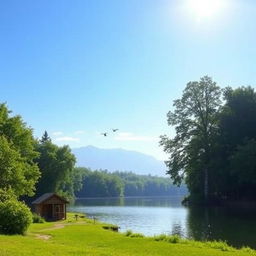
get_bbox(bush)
[124,230,133,236]
[130,233,144,238]
[166,235,181,243]
[0,189,16,202]
[32,213,45,223]
[124,230,144,238]
[154,234,181,243]
[0,199,32,235]
[102,224,118,232]
[205,240,233,252]
[154,234,168,241]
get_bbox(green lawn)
[0,213,255,256]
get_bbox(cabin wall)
[44,196,65,205]
[33,194,68,221]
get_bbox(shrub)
[167,235,181,244]
[205,240,233,252]
[130,233,144,238]
[154,234,168,241]
[154,234,182,244]
[0,199,32,235]
[125,230,133,236]
[102,225,118,232]
[124,230,144,238]
[32,213,45,223]
[0,189,16,202]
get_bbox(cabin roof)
[32,193,69,204]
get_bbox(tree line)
[75,168,187,198]
[160,76,256,204]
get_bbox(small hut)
[32,193,69,221]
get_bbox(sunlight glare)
[186,0,225,19]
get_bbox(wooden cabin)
[32,193,69,221]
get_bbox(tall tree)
[40,131,51,143]
[160,76,222,201]
[35,134,76,199]
[0,103,40,197]
[215,86,256,199]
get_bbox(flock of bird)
[101,129,118,137]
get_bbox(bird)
[101,132,107,137]
[112,129,119,132]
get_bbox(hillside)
[72,146,166,176]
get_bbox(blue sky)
[0,0,256,160]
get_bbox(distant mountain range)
[72,145,166,176]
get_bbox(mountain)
[72,146,166,176]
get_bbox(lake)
[69,196,256,249]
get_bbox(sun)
[186,0,225,19]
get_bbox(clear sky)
[0,0,256,160]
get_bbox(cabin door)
[53,204,63,219]
[42,204,53,220]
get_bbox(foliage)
[32,213,45,223]
[124,230,133,236]
[129,232,145,238]
[0,189,16,202]
[75,168,124,197]
[161,78,256,203]
[0,103,40,197]
[102,224,119,232]
[115,171,187,197]
[154,234,181,243]
[75,168,187,198]
[0,199,32,235]
[35,133,77,200]
[160,76,222,201]
[214,86,256,200]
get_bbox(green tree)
[0,103,40,197]
[35,134,76,199]
[215,86,256,200]
[72,167,88,193]
[219,86,256,151]
[40,131,51,143]
[160,76,222,202]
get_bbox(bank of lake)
[0,212,255,256]
[70,196,256,249]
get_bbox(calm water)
[69,196,256,249]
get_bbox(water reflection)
[74,196,183,208]
[186,206,256,248]
[70,197,256,249]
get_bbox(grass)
[0,212,255,256]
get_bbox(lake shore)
[0,212,255,256]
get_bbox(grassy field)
[0,213,255,256]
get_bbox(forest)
[161,76,256,204]
[75,168,187,198]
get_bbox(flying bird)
[112,129,119,132]
[101,132,107,137]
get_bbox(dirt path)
[34,223,65,240]
[34,221,87,240]
[41,223,65,231]
[35,234,52,240]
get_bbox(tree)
[215,86,256,199]
[40,131,51,143]
[35,133,76,199]
[160,76,222,202]
[0,103,40,197]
